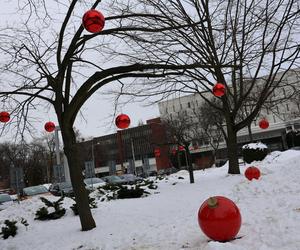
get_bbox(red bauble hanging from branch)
[154,148,161,157]
[245,166,261,180]
[0,111,10,123]
[82,9,105,33]
[115,114,130,129]
[212,83,226,97]
[44,121,56,132]
[198,196,242,242]
[259,118,269,129]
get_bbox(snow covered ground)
[1,149,300,250]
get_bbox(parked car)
[22,185,51,198]
[49,182,74,197]
[84,177,106,190]
[119,174,143,185]
[157,167,179,176]
[0,194,13,211]
[101,175,127,185]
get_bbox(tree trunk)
[185,145,194,183]
[247,124,253,142]
[226,126,240,174]
[61,127,96,231]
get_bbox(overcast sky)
[0,1,161,141]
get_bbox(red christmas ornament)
[245,166,261,180]
[44,121,56,132]
[212,83,226,97]
[115,114,130,129]
[198,196,241,242]
[82,9,105,33]
[154,148,161,157]
[259,119,269,129]
[178,145,185,151]
[0,111,10,123]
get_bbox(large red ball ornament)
[44,121,56,132]
[0,112,10,123]
[82,9,105,33]
[213,83,226,97]
[259,119,269,129]
[245,166,261,180]
[198,196,242,242]
[115,114,130,129]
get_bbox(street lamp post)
[130,138,137,175]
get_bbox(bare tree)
[193,100,224,164]
[162,112,195,183]
[116,0,300,174]
[0,1,214,230]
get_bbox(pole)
[54,126,61,182]
[91,138,94,189]
[131,138,136,175]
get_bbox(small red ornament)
[245,166,261,180]
[115,114,130,129]
[154,148,161,157]
[0,111,10,123]
[259,119,269,129]
[198,196,241,242]
[212,83,226,97]
[82,9,105,33]
[178,145,185,151]
[44,121,56,132]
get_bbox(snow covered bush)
[117,186,147,199]
[95,181,157,201]
[242,142,269,163]
[0,220,17,239]
[35,197,66,220]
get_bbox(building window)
[173,106,175,112]
[188,102,191,108]
[286,104,289,111]
[180,103,183,109]
[273,115,276,123]
[266,108,269,115]
[196,100,198,106]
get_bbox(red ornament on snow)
[82,9,105,33]
[245,166,261,181]
[115,114,130,129]
[44,121,56,132]
[213,83,226,97]
[198,196,242,242]
[154,148,161,157]
[0,112,10,123]
[259,119,269,129]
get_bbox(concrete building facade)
[158,69,300,168]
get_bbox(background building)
[79,118,172,177]
[158,69,300,168]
